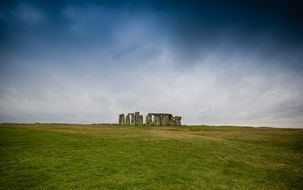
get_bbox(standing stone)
[119,114,125,125]
[160,114,165,126]
[170,117,176,125]
[155,115,161,126]
[119,112,182,127]
[146,114,152,126]
[130,114,135,125]
[138,115,143,125]
[175,116,182,126]
[134,112,140,125]
[169,115,173,125]
[126,114,130,125]
[164,115,170,126]
[152,114,156,126]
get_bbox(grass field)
[0,124,302,189]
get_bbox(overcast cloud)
[0,0,303,127]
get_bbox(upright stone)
[170,117,176,125]
[175,116,182,126]
[155,115,161,126]
[152,115,156,126]
[164,115,170,126]
[119,114,125,125]
[126,114,130,125]
[134,112,140,125]
[146,114,152,126]
[138,115,143,125]
[130,114,135,125]
[168,115,174,125]
[160,114,165,126]
[119,112,182,127]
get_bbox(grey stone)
[175,116,182,126]
[155,115,161,126]
[134,112,140,125]
[119,112,182,126]
[138,115,143,125]
[130,113,135,125]
[119,114,125,125]
[126,114,130,125]
[146,114,152,126]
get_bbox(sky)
[0,0,303,127]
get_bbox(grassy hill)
[1,124,302,189]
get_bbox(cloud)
[0,0,302,127]
[1,42,302,127]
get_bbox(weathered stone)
[134,112,140,125]
[160,114,165,126]
[174,116,182,126]
[126,114,130,125]
[119,112,182,126]
[138,115,143,125]
[163,115,168,125]
[119,114,125,125]
[128,113,134,125]
[147,113,173,126]
[155,115,161,126]
[146,114,152,126]
[170,117,176,125]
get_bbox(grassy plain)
[1,123,302,189]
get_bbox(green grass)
[1,124,303,189]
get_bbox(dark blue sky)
[0,0,303,127]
